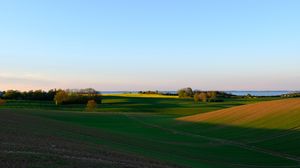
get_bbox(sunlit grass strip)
[102,93,179,98]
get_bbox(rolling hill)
[178,98,300,130]
[1,97,300,168]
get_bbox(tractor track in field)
[123,114,300,167]
[0,110,187,168]
[0,139,184,168]
[1,150,179,168]
[3,150,299,168]
[246,125,300,144]
[1,150,111,163]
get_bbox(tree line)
[54,89,101,105]
[281,92,300,98]
[0,88,102,105]
[137,90,177,96]
[0,89,57,100]
[177,87,233,102]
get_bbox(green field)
[2,95,280,116]
[1,95,299,168]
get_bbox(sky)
[0,0,300,91]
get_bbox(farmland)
[0,95,299,168]
[2,0,300,167]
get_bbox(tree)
[54,90,68,105]
[208,91,217,102]
[86,100,97,112]
[178,87,193,98]
[82,88,97,96]
[199,92,208,102]
[194,93,200,102]
[178,89,185,98]
[185,87,193,97]
[0,99,6,106]
[3,90,22,99]
[47,89,57,100]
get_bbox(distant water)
[101,90,296,96]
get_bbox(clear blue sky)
[0,0,299,91]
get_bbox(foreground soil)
[0,110,183,168]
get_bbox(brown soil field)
[0,110,184,168]
[178,98,300,129]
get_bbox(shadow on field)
[0,109,184,168]
[1,96,276,116]
[164,119,300,157]
[101,96,248,114]
[1,109,299,168]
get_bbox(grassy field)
[2,94,280,116]
[1,95,299,168]
[102,93,179,98]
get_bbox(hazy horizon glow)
[1,0,300,91]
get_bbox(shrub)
[86,100,97,112]
[0,99,6,106]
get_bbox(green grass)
[1,95,280,116]
[1,95,299,168]
[103,93,179,98]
